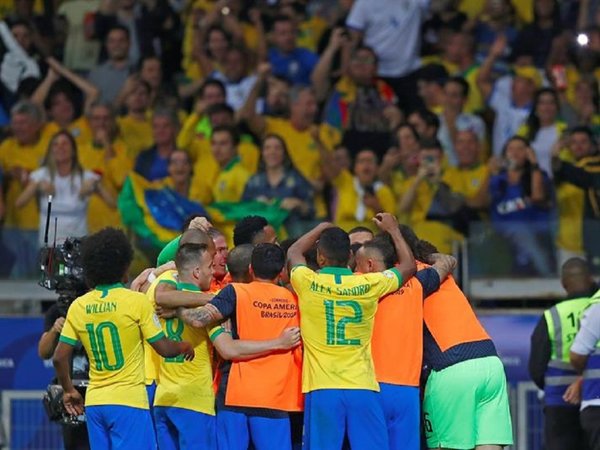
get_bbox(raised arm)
[287,222,334,268]
[212,326,301,361]
[477,34,507,101]
[311,28,346,102]
[237,62,270,135]
[46,57,99,113]
[372,213,416,282]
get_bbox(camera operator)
[39,301,90,449]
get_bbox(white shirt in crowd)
[346,0,429,78]
[30,167,99,246]
[212,72,258,111]
[489,76,532,156]
[529,125,560,177]
[437,112,486,166]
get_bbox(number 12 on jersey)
[324,300,363,346]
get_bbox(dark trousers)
[581,406,600,450]
[544,406,585,450]
[381,70,425,115]
[62,424,89,450]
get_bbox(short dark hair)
[207,102,234,118]
[81,228,133,287]
[233,216,269,246]
[107,24,130,40]
[445,76,470,98]
[570,125,597,146]
[412,108,440,130]
[374,224,420,264]
[318,228,351,267]
[252,243,285,279]
[419,137,443,152]
[348,226,374,236]
[363,238,397,269]
[175,243,209,275]
[199,78,226,98]
[227,244,254,282]
[212,124,240,146]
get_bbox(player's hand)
[52,317,65,334]
[156,305,177,319]
[188,216,213,232]
[426,253,457,270]
[277,327,301,350]
[178,342,195,361]
[563,378,582,405]
[372,213,398,233]
[63,389,84,416]
[130,267,154,292]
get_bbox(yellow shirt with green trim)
[144,270,178,384]
[290,265,403,393]
[154,282,215,415]
[332,170,396,232]
[59,283,165,409]
[0,124,55,230]
[117,115,154,160]
[444,164,489,200]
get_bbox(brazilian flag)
[118,173,289,250]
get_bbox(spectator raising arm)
[476,34,507,101]
[311,28,347,102]
[238,62,271,136]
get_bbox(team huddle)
[52,213,513,450]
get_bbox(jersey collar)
[95,283,124,298]
[319,267,353,276]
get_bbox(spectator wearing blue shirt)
[242,134,315,237]
[489,136,555,276]
[135,109,179,181]
[268,16,318,86]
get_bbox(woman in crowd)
[242,134,315,237]
[15,130,115,246]
[518,87,567,175]
[489,136,555,276]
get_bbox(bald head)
[227,244,254,283]
[561,258,595,297]
[180,229,216,254]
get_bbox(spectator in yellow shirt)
[30,57,99,145]
[190,124,250,205]
[327,148,396,232]
[444,129,491,209]
[0,101,53,277]
[116,76,154,160]
[79,102,132,233]
[240,64,341,217]
[398,138,463,254]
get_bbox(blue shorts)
[379,384,420,450]
[303,389,388,450]
[153,406,216,450]
[217,409,291,450]
[86,405,155,450]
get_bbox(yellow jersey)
[290,265,402,392]
[400,175,464,254]
[188,138,259,180]
[0,125,54,229]
[154,282,215,415]
[45,117,93,146]
[332,170,396,232]
[444,164,489,200]
[59,283,165,409]
[190,156,250,205]
[117,115,154,160]
[144,270,178,384]
[79,139,132,233]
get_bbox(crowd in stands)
[0,0,600,279]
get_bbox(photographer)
[38,300,90,450]
[398,138,464,254]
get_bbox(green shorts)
[423,356,514,449]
